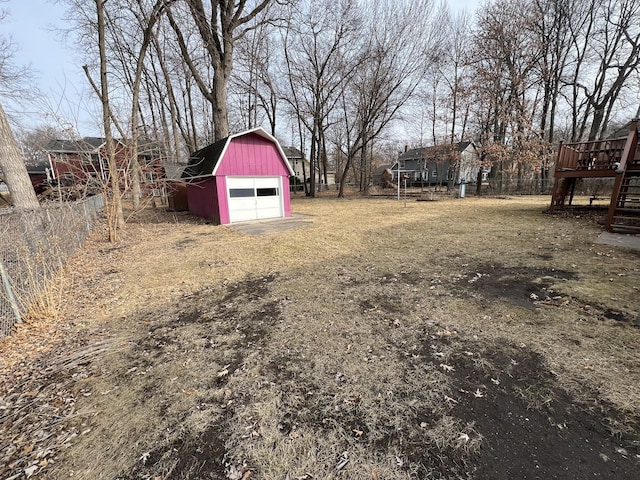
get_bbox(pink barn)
[182,128,295,224]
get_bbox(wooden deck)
[550,121,640,234]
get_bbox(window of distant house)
[432,171,438,178]
[82,153,96,166]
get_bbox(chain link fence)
[0,195,104,339]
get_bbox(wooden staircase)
[605,121,640,234]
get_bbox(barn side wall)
[216,176,230,225]
[282,176,291,217]
[186,177,220,223]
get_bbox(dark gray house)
[390,141,481,186]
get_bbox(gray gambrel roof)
[181,136,228,179]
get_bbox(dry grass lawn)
[1,194,639,479]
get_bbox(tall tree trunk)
[96,0,124,241]
[213,67,230,139]
[588,106,605,141]
[0,102,40,209]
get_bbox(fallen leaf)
[21,444,34,455]
[473,389,484,398]
[24,465,38,478]
[440,363,455,372]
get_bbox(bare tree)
[166,0,276,141]
[440,9,472,144]
[583,0,640,140]
[470,0,542,192]
[531,0,573,143]
[336,0,443,197]
[282,0,360,196]
[94,0,124,240]
[231,17,280,135]
[18,125,62,166]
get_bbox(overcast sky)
[2,0,482,135]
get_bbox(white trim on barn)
[226,176,284,223]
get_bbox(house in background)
[282,146,308,180]
[181,127,294,224]
[282,146,308,191]
[45,137,109,185]
[391,141,481,186]
[26,162,51,195]
[44,137,165,197]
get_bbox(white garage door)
[227,176,283,223]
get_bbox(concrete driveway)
[594,231,640,251]
[226,214,312,235]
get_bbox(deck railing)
[556,137,628,172]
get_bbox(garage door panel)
[254,177,279,188]
[227,176,283,223]
[256,195,281,219]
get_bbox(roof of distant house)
[45,137,106,153]
[281,146,304,159]
[45,136,165,155]
[399,141,475,161]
